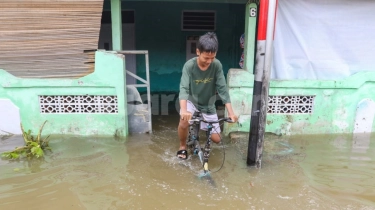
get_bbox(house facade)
[1,0,375,137]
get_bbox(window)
[181,10,216,31]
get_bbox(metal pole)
[145,52,152,133]
[247,0,269,166]
[257,0,278,168]
[248,0,278,167]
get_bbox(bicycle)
[186,111,233,175]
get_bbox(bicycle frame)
[187,112,216,174]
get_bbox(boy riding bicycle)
[177,32,238,160]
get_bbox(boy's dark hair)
[197,32,218,53]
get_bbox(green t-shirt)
[179,57,231,114]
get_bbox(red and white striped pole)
[247,0,278,167]
[254,0,268,83]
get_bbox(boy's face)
[196,49,216,70]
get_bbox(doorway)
[98,10,136,85]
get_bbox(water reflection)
[0,116,374,209]
[296,134,375,207]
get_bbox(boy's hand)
[228,114,238,123]
[180,111,192,121]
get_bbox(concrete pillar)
[111,0,122,51]
[243,2,258,72]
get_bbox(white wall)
[272,0,375,80]
[0,99,22,135]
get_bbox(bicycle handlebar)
[189,117,233,124]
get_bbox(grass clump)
[1,121,51,160]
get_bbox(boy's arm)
[179,64,190,102]
[225,103,238,123]
[179,100,192,121]
[215,63,231,104]
[214,63,237,122]
[179,63,192,121]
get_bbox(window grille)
[267,96,315,114]
[39,95,118,114]
[182,10,216,31]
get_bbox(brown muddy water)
[0,115,374,210]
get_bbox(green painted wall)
[224,69,375,136]
[104,1,245,92]
[123,0,248,3]
[0,51,128,137]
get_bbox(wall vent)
[182,10,216,31]
[39,95,118,114]
[268,96,315,114]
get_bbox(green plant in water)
[1,121,51,160]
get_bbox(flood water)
[1,115,375,210]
